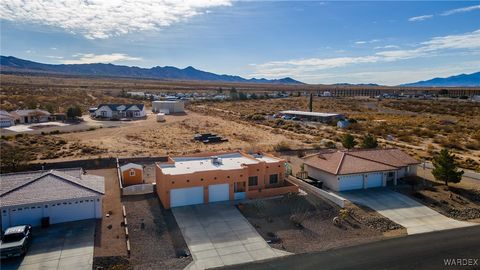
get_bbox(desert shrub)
[324,140,336,148]
[274,141,291,152]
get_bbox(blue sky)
[1,1,479,85]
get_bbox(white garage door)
[9,205,44,227]
[339,175,364,191]
[49,199,96,224]
[366,173,383,188]
[208,184,230,203]
[170,186,204,207]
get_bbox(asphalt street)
[218,225,480,270]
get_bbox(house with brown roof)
[0,168,104,230]
[303,148,419,191]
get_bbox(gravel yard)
[123,194,192,270]
[238,193,404,254]
[397,177,480,222]
[90,168,129,268]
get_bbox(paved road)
[341,188,475,234]
[172,203,289,270]
[1,220,95,270]
[219,225,480,270]
[420,162,480,181]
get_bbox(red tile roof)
[303,148,419,175]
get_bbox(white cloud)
[441,4,480,16]
[355,39,379,45]
[62,53,141,64]
[0,0,231,39]
[374,45,400,50]
[408,15,433,22]
[250,29,480,83]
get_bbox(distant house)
[0,110,15,127]
[92,104,146,120]
[279,110,345,123]
[0,168,104,230]
[10,109,51,124]
[152,100,185,114]
[303,149,419,191]
[120,163,144,186]
[337,120,350,129]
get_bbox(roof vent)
[211,156,223,165]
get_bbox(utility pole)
[309,92,313,112]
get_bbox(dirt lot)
[90,169,129,264]
[50,111,305,159]
[238,193,405,254]
[192,97,480,171]
[123,194,191,270]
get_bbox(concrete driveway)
[1,220,95,270]
[341,188,476,235]
[172,203,290,270]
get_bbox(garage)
[170,186,204,207]
[9,205,44,227]
[1,169,104,231]
[49,199,97,224]
[339,175,364,191]
[208,184,230,203]
[366,173,383,188]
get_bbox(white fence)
[122,183,155,196]
[288,176,346,207]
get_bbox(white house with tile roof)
[0,168,104,230]
[303,148,419,191]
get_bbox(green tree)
[361,134,378,149]
[66,106,82,119]
[431,149,464,186]
[341,133,357,149]
[229,87,238,100]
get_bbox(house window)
[388,172,395,177]
[130,169,136,176]
[269,174,278,184]
[134,111,140,117]
[248,176,258,186]
[101,111,107,117]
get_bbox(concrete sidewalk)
[341,188,476,234]
[172,203,290,270]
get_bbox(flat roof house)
[92,104,146,120]
[0,168,104,230]
[303,149,419,192]
[156,152,298,208]
[152,100,185,114]
[279,110,345,122]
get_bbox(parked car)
[282,115,292,120]
[0,225,32,259]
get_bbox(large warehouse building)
[279,110,344,122]
[152,100,185,114]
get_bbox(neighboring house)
[337,120,350,129]
[303,149,419,192]
[10,109,51,124]
[152,100,185,114]
[0,110,15,128]
[156,151,298,208]
[120,163,144,186]
[0,168,104,230]
[92,104,146,119]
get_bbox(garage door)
[170,186,204,207]
[208,184,230,203]
[366,173,383,188]
[49,199,96,224]
[9,205,44,227]
[339,175,364,191]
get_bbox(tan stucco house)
[155,151,298,208]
